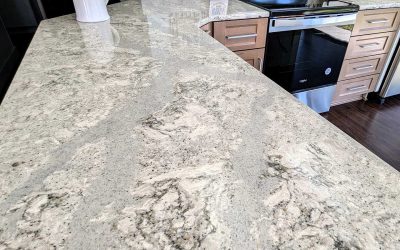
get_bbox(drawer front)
[339,54,387,81]
[332,74,380,105]
[200,23,213,36]
[234,48,265,71]
[346,32,395,59]
[214,18,268,51]
[352,9,400,36]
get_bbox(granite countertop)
[0,0,399,249]
[348,0,400,10]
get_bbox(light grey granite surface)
[0,0,399,249]
[347,0,400,10]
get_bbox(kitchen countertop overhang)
[348,0,400,10]
[0,0,399,249]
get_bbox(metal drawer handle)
[367,18,389,24]
[258,57,264,71]
[226,34,257,40]
[359,43,380,48]
[354,65,374,71]
[348,85,365,91]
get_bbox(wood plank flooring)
[323,95,400,171]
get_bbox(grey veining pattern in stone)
[0,0,399,249]
[348,0,400,10]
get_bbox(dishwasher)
[378,35,400,100]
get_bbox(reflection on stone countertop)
[0,0,399,249]
[348,0,400,10]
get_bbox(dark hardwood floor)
[323,95,400,171]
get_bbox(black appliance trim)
[239,0,359,17]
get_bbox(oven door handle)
[269,13,357,33]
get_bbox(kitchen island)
[0,0,399,249]
[348,0,400,10]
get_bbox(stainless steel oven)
[264,13,357,113]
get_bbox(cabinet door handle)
[354,65,374,71]
[258,57,264,71]
[359,43,380,48]
[367,18,388,24]
[348,85,365,91]
[226,33,257,40]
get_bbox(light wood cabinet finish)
[234,48,265,71]
[200,23,213,36]
[352,8,400,36]
[334,8,400,106]
[345,31,396,59]
[339,53,387,81]
[332,74,380,105]
[214,18,268,51]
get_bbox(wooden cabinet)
[234,48,265,70]
[213,18,267,51]
[345,32,396,59]
[333,74,380,105]
[40,0,120,19]
[352,8,400,36]
[211,18,268,71]
[0,17,18,102]
[339,54,387,81]
[333,8,400,106]
[200,23,213,36]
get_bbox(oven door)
[264,14,356,94]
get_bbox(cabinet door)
[339,53,387,81]
[352,8,400,36]
[0,17,14,65]
[332,74,380,105]
[40,0,120,18]
[234,48,265,71]
[200,22,213,36]
[345,32,396,59]
[214,18,267,51]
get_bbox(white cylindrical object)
[73,0,110,23]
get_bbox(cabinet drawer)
[339,54,387,81]
[200,23,213,36]
[234,48,265,71]
[352,9,400,36]
[332,74,379,105]
[345,32,395,59]
[214,18,268,51]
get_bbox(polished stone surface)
[348,0,400,10]
[0,0,399,249]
